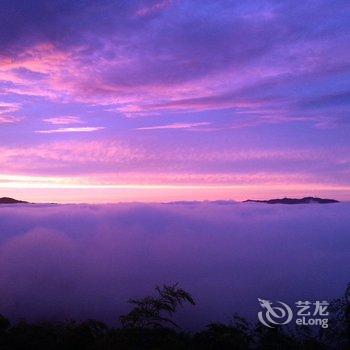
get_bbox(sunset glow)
[1,0,349,203]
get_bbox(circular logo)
[258,298,293,328]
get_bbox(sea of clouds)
[0,202,349,329]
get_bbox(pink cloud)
[137,122,210,130]
[0,3,348,136]
[0,43,69,75]
[0,139,346,169]
[0,102,21,114]
[0,172,305,185]
[0,139,349,196]
[43,116,83,125]
[0,141,147,170]
[135,0,173,17]
[0,38,339,130]
[35,127,105,134]
[1,40,282,119]
[0,102,22,124]
[0,115,22,124]
[1,170,350,206]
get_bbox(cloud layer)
[0,203,349,328]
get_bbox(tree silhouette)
[120,283,195,329]
[321,282,350,349]
[0,282,349,349]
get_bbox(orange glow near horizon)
[1,173,349,203]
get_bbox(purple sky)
[0,0,350,202]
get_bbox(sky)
[0,0,350,203]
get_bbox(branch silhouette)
[120,283,195,329]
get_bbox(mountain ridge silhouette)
[243,196,339,204]
[0,197,29,204]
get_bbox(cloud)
[0,115,21,124]
[43,116,83,125]
[0,1,348,129]
[135,0,173,18]
[35,127,105,134]
[0,171,322,188]
[0,102,21,114]
[0,203,348,327]
[0,139,349,190]
[0,102,22,124]
[137,122,210,130]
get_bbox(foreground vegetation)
[0,283,349,349]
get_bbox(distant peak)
[243,197,339,204]
[0,197,29,204]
